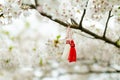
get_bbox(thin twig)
[103,9,112,38]
[79,0,89,29]
[79,9,86,29]
[35,0,38,6]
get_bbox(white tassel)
[62,26,71,60]
[62,43,70,60]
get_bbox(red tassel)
[68,40,76,62]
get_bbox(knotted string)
[66,26,73,40]
[66,26,76,62]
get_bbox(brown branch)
[79,0,89,29]
[38,68,120,79]
[58,70,120,76]
[40,12,78,29]
[81,28,118,47]
[24,4,119,48]
[79,9,86,29]
[103,9,112,38]
[34,0,38,6]
[38,12,119,48]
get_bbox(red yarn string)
[66,26,77,62]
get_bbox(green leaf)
[39,58,43,66]
[9,46,13,52]
[33,48,36,51]
[0,72,4,76]
[5,59,10,63]
[116,39,120,47]
[56,35,61,40]
[25,21,30,28]
[2,31,9,35]
[10,37,15,41]
[118,6,120,9]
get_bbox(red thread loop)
[66,26,73,40]
[64,26,77,63]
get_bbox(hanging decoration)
[62,26,77,62]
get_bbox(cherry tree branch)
[59,70,120,75]
[34,0,38,6]
[39,68,120,80]
[79,9,86,29]
[26,2,119,48]
[37,11,119,48]
[79,0,89,29]
[103,9,112,38]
